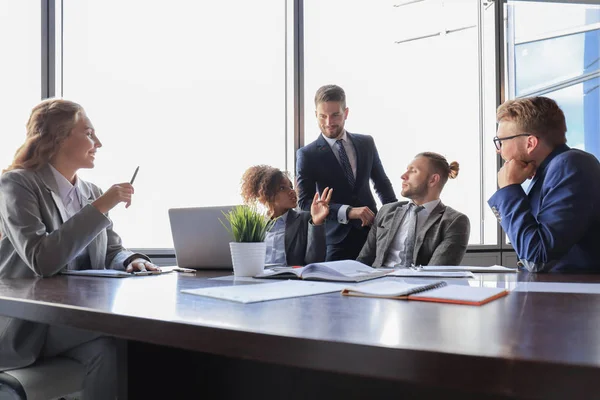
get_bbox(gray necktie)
[335,139,355,188]
[401,204,424,267]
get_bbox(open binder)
[341,280,508,306]
[254,260,389,283]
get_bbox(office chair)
[0,357,84,400]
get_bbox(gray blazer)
[357,201,470,267]
[0,164,146,370]
[284,209,326,266]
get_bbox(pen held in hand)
[130,166,140,185]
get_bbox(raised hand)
[92,182,135,214]
[311,187,333,225]
[498,159,536,189]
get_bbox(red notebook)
[341,280,508,306]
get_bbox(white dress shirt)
[49,165,91,269]
[383,199,441,267]
[321,131,357,224]
[265,211,288,265]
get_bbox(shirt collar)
[535,143,570,177]
[273,210,289,223]
[321,130,348,148]
[410,199,440,216]
[48,164,81,205]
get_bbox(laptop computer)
[168,205,238,269]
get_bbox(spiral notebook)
[341,280,508,306]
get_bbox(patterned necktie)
[335,139,355,188]
[401,204,425,267]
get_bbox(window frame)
[38,0,588,257]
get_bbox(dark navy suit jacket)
[296,132,397,245]
[488,144,600,272]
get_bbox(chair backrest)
[0,370,26,399]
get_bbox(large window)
[7,0,593,253]
[0,3,41,172]
[61,0,287,249]
[506,1,600,159]
[303,0,499,245]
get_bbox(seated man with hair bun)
[358,152,470,267]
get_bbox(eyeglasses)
[493,133,531,150]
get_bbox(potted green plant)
[220,205,275,277]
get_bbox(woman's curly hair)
[241,165,290,213]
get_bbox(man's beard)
[402,182,428,199]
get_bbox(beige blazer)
[0,164,146,370]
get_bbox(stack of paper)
[182,280,347,303]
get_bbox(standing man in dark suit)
[488,96,600,272]
[296,85,397,261]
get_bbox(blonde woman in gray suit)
[241,165,332,266]
[0,98,157,399]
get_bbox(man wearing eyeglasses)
[488,96,600,272]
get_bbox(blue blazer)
[296,132,397,245]
[488,144,600,272]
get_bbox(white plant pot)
[229,242,267,277]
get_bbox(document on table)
[60,269,172,278]
[387,269,475,278]
[182,280,347,303]
[514,282,600,294]
[418,265,517,273]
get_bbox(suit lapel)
[413,202,445,262]
[284,210,301,257]
[347,132,362,187]
[381,203,409,261]
[316,134,354,191]
[37,165,104,269]
[77,180,103,269]
[36,165,68,224]
[76,179,93,206]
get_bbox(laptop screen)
[168,206,239,269]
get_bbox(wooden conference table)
[0,270,599,399]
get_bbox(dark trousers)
[326,227,370,261]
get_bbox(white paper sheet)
[421,265,517,273]
[60,269,133,278]
[209,275,265,283]
[387,270,475,278]
[182,280,347,303]
[514,282,600,294]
